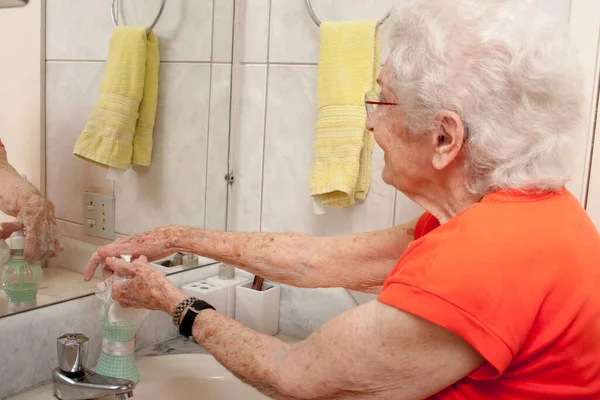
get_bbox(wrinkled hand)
[107,256,186,313]
[0,195,63,261]
[84,226,180,281]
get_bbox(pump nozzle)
[10,230,25,252]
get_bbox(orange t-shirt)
[379,188,600,399]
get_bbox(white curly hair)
[383,0,585,194]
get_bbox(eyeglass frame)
[364,91,471,140]
[364,91,400,122]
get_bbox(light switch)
[83,192,115,240]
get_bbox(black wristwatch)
[178,299,216,338]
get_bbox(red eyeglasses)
[364,91,399,122]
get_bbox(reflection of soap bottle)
[0,230,43,311]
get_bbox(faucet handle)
[57,333,89,374]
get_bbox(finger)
[84,239,139,280]
[40,242,56,263]
[112,280,138,308]
[23,231,40,261]
[34,228,52,262]
[39,229,58,262]
[1,221,23,233]
[134,255,149,265]
[111,280,129,303]
[102,264,115,280]
[50,238,64,259]
[106,257,137,278]
[0,230,12,240]
[84,251,106,281]
[131,256,156,276]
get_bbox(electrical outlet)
[83,192,115,240]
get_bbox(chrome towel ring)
[305,0,391,27]
[111,0,166,33]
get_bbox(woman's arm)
[85,218,418,293]
[105,257,482,400]
[186,300,482,400]
[173,219,417,293]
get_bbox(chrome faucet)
[52,333,135,400]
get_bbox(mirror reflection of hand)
[107,255,186,312]
[0,195,63,261]
[84,226,177,281]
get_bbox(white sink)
[118,354,270,399]
[10,354,270,399]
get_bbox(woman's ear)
[431,111,466,170]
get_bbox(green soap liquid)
[4,282,37,303]
[94,309,140,383]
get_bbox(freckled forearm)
[179,229,322,286]
[170,222,416,292]
[184,303,397,400]
[190,309,296,399]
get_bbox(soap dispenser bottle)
[0,230,43,310]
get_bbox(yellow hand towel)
[73,27,160,170]
[132,31,159,166]
[309,20,380,207]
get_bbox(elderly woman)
[84,1,600,398]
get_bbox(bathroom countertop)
[6,333,301,399]
[0,266,100,317]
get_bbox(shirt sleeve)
[379,216,542,378]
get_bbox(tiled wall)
[45,0,233,259]
[228,0,423,338]
[228,0,575,338]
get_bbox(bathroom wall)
[44,0,233,265]
[0,2,44,223]
[228,0,577,338]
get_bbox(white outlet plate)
[83,192,115,240]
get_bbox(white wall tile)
[240,0,271,63]
[228,65,268,232]
[269,0,398,64]
[213,0,235,63]
[46,0,115,60]
[46,237,100,278]
[45,62,114,224]
[205,64,232,231]
[118,0,214,62]
[56,219,114,247]
[115,64,212,235]
[261,65,395,235]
